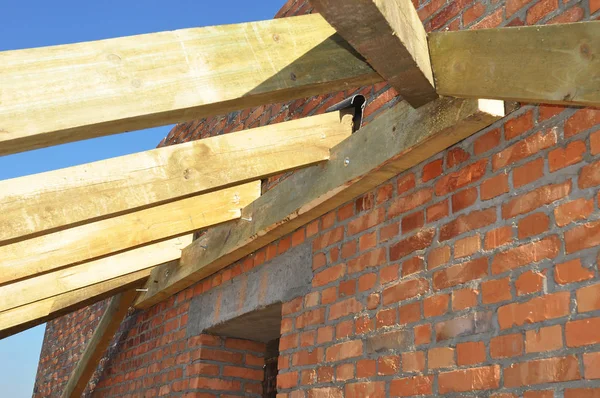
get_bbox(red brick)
[339,280,356,297]
[474,128,500,155]
[440,208,497,241]
[526,325,563,353]
[380,222,399,242]
[518,212,550,239]
[485,226,513,250]
[555,198,594,227]
[307,387,343,398]
[455,235,481,258]
[481,173,509,200]
[190,377,242,391]
[490,333,523,358]
[325,340,363,362]
[526,0,558,23]
[584,352,600,379]
[452,288,479,311]
[513,158,545,188]
[565,108,600,138]
[428,347,455,369]
[389,229,435,260]
[463,1,486,25]
[427,245,451,270]
[577,283,600,312]
[438,366,500,394]
[401,210,424,234]
[549,141,586,172]
[503,181,571,219]
[539,104,567,121]
[565,388,600,398]
[592,130,600,155]
[435,159,488,196]
[388,189,433,219]
[592,0,600,13]
[447,147,470,168]
[426,200,449,222]
[341,240,357,259]
[399,301,421,325]
[505,111,534,140]
[515,270,545,295]
[348,248,387,273]
[345,381,385,398]
[452,187,478,212]
[482,277,512,304]
[498,292,570,329]
[296,309,326,329]
[376,307,397,328]
[348,208,385,236]
[423,294,450,317]
[401,257,423,277]
[504,356,580,387]
[565,220,600,254]
[556,258,594,285]
[223,366,263,380]
[355,193,374,213]
[329,297,363,321]
[433,258,488,290]
[390,375,434,397]
[376,184,394,204]
[493,129,557,170]
[422,159,443,182]
[492,236,560,274]
[377,355,400,375]
[359,231,377,251]
[313,226,344,251]
[397,173,416,195]
[356,359,376,379]
[567,317,600,347]
[414,324,431,346]
[402,351,425,373]
[383,278,429,305]
[457,341,486,366]
[435,312,493,341]
[313,264,346,287]
[579,159,600,188]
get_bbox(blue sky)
[0,0,284,396]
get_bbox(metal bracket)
[325,94,366,133]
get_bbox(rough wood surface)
[430,22,600,106]
[135,97,506,308]
[0,236,191,313]
[310,0,437,107]
[0,183,259,285]
[0,13,380,155]
[61,289,140,398]
[0,111,352,245]
[0,270,150,339]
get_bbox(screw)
[344,157,350,166]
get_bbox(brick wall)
[33,0,600,396]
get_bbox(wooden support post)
[0,182,260,285]
[429,22,600,107]
[0,13,379,155]
[0,269,150,340]
[0,111,352,245]
[135,97,506,309]
[61,289,140,398]
[310,0,437,107]
[0,236,192,313]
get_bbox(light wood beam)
[429,22,600,107]
[0,111,353,245]
[0,183,259,285]
[0,269,151,340]
[0,236,192,313]
[310,0,437,107]
[0,13,380,155]
[135,97,506,309]
[61,289,140,398]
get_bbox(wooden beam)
[429,22,600,107]
[0,236,192,313]
[0,182,259,285]
[0,13,380,155]
[0,269,150,340]
[310,0,437,107]
[61,289,140,398]
[135,97,506,309]
[0,111,353,245]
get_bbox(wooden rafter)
[61,289,140,398]
[0,111,352,245]
[0,269,150,339]
[430,22,600,106]
[0,183,259,285]
[310,0,437,108]
[0,13,380,155]
[0,236,192,313]
[135,97,506,308]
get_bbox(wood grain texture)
[0,13,380,155]
[0,111,352,245]
[430,22,600,106]
[0,236,192,313]
[61,289,140,398]
[0,269,150,339]
[310,0,437,107]
[135,98,506,308]
[0,182,259,285]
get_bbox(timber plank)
[61,289,140,398]
[0,111,352,245]
[429,22,600,106]
[0,236,192,313]
[0,182,259,285]
[0,13,380,155]
[135,97,506,309]
[310,0,437,107]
